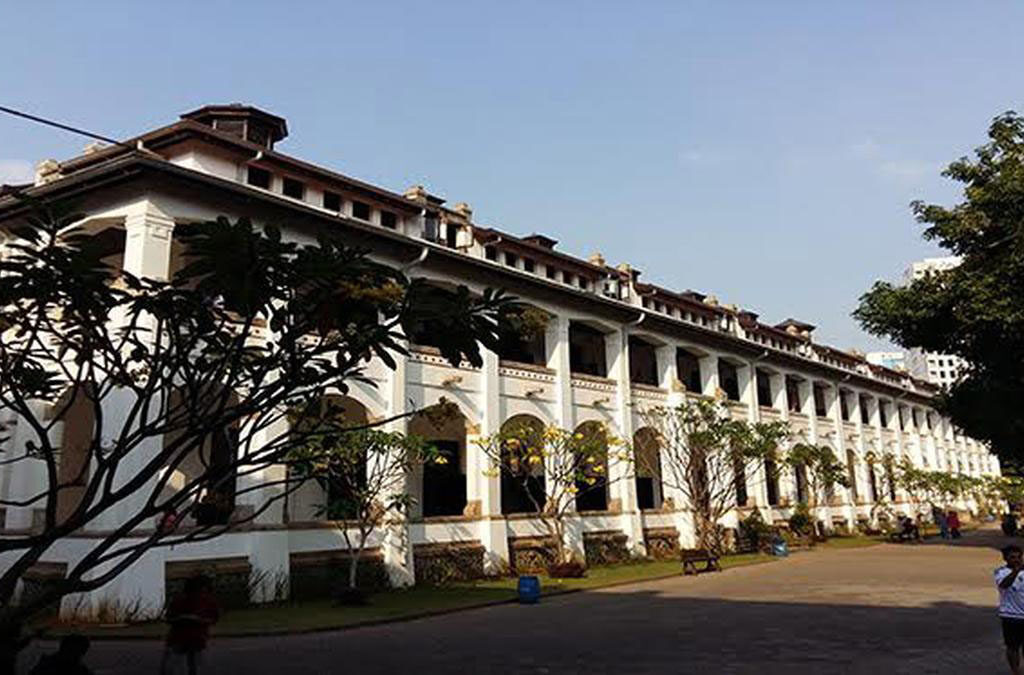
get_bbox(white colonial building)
[0,105,1000,617]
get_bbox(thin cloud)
[679,148,731,166]
[848,138,882,160]
[878,158,938,184]
[0,159,34,185]
[846,140,937,185]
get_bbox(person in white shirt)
[996,544,1024,675]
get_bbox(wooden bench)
[681,549,721,575]
[887,526,920,543]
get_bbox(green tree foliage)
[638,397,789,554]
[0,205,509,637]
[475,421,629,566]
[854,112,1024,461]
[289,423,445,596]
[784,443,850,512]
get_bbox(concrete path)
[23,531,1014,674]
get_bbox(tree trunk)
[348,554,359,590]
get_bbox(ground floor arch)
[499,414,546,515]
[573,420,610,512]
[633,427,663,510]
[408,405,469,519]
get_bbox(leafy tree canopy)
[854,112,1024,462]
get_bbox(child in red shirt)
[161,575,220,675]
[947,510,962,539]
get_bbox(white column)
[73,387,167,618]
[741,363,766,515]
[665,351,691,549]
[699,354,719,397]
[237,415,290,603]
[2,403,50,532]
[382,347,415,587]
[548,317,573,429]
[546,316,584,562]
[474,347,509,572]
[612,329,644,556]
[122,200,175,279]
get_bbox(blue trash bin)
[517,575,541,604]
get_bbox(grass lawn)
[56,552,777,639]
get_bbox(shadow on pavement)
[56,585,1001,675]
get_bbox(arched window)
[496,306,548,366]
[499,415,546,515]
[764,458,780,506]
[162,385,241,526]
[846,449,859,502]
[55,388,96,524]
[628,337,659,386]
[718,360,740,401]
[289,395,370,521]
[409,405,468,518]
[676,348,702,394]
[569,323,607,377]
[633,428,662,510]
[573,421,610,512]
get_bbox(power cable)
[0,104,132,150]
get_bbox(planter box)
[643,528,681,560]
[289,549,388,600]
[583,530,630,566]
[413,541,486,585]
[166,557,251,610]
[508,535,559,574]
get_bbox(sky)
[2,1,1023,351]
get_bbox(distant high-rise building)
[905,256,962,282]
[903,256,966,388]
[866,351,906,371]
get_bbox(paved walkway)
[23,530,1015,674]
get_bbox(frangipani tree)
[893,458,942,513]
[993,476,1024,511]
[784,443,850,515]
[638,397,789,555]
[288,420,449,598]
[475,421,628,567]
[0,204,509,647]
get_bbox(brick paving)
[25,530,1014,674]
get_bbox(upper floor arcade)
[0,103,998,477]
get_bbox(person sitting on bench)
[898,515,920,540]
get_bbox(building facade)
[0,105,1000,618]
[865,351,906,372]
[903,257,967,388]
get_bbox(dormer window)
[504,252,518,268]
[352,201,371,221]
[380,211,397,229]
[445,224,459,248]
[423,215,439,241]
[485,246,498,261]
[282,177,305,200]
[323,191,342,212]
[247,166,271,189]
[523,258,535,273]
[545,266,556,280]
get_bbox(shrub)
[788,503,813,536]
[738,510,773,552]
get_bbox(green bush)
[788,503,813,536]
[738,510,773,552]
